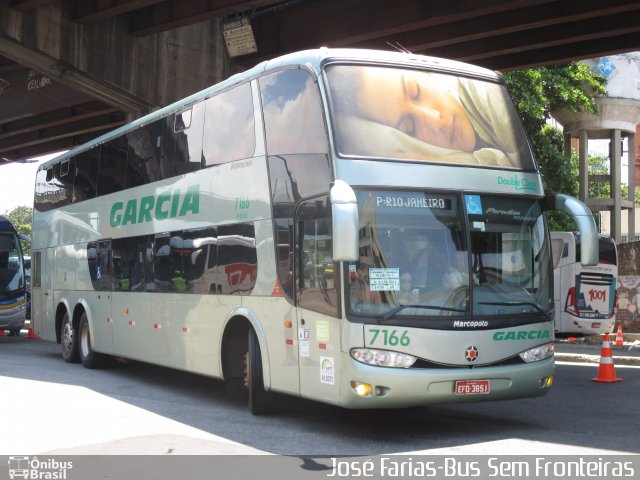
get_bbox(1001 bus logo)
[8,457,73,480]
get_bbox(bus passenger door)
[296,197,341,404]
[87,240,114,354]
[32,248,54,340]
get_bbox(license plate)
[455,380,490,395]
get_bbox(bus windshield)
[325,64,534,170]
[347,191,553,320]
[0,231,25,299]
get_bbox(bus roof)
[263,48,500,80]
[38,48,501,171]
[0,216,17,232]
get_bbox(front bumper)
[570,316,615,335]
[339,355,554,409]
[0,306,27,331]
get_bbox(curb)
[555,353,640,366]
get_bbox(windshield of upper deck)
[325,64,535,169]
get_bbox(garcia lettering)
[110,185,200,228]
[493,329,550,341]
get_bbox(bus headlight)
[519,343,554,363]
[350,348,416,368]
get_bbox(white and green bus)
[32,48,598,414]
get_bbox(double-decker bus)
[551,231,617,335]
[31,48,598,413]
[0,215,28,336]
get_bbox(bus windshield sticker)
[369,268,400,291]
[464,194,483,215]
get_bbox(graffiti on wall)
[615,241,640,333]
[616,276,640,332]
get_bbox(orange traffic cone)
[615,326,624,346]
[25,328,40,340]
[592,333,622,383]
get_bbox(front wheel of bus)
[78,313,106,369]
[247,328,274,415]
[61,312,79,363]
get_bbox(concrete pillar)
[611,129,622,243]
[578,129,589,203]
[629,132,636,242]
[552,75,640,244]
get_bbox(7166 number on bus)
[369,329,411,347]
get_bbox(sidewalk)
[554,333,640,366]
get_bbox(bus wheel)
[78,313,106,369]
[247,328,274,415]
[61,312,79,363]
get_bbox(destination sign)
[375,195,451,210]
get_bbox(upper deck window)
[259,69,328,155]
[202,83,255,166]
[325,65,534,170]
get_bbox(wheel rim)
[61,320,73,355]
[80,323,90,358]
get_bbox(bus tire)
[247,328,274,415]
[61,312,79,363]
[78,313,106,369]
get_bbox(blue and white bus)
[0,215,28,336]
[32,48,598,413]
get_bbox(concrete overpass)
[1,0,640,163]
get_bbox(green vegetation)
[503,63,608,231]
[5,205,32,256]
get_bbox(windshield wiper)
[382,304,465,321]
[478,301,552,320]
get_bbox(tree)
[6,205,33,256]
[504,63,606,139]
[534,125,579,231]
[503,63,607,231]
[6,205,32,227]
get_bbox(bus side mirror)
[544,193,598,266]
[330,180,359,262]
[18,234,31,243]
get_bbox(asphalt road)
[1,334,639,456]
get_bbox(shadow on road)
[1,335,637,455]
